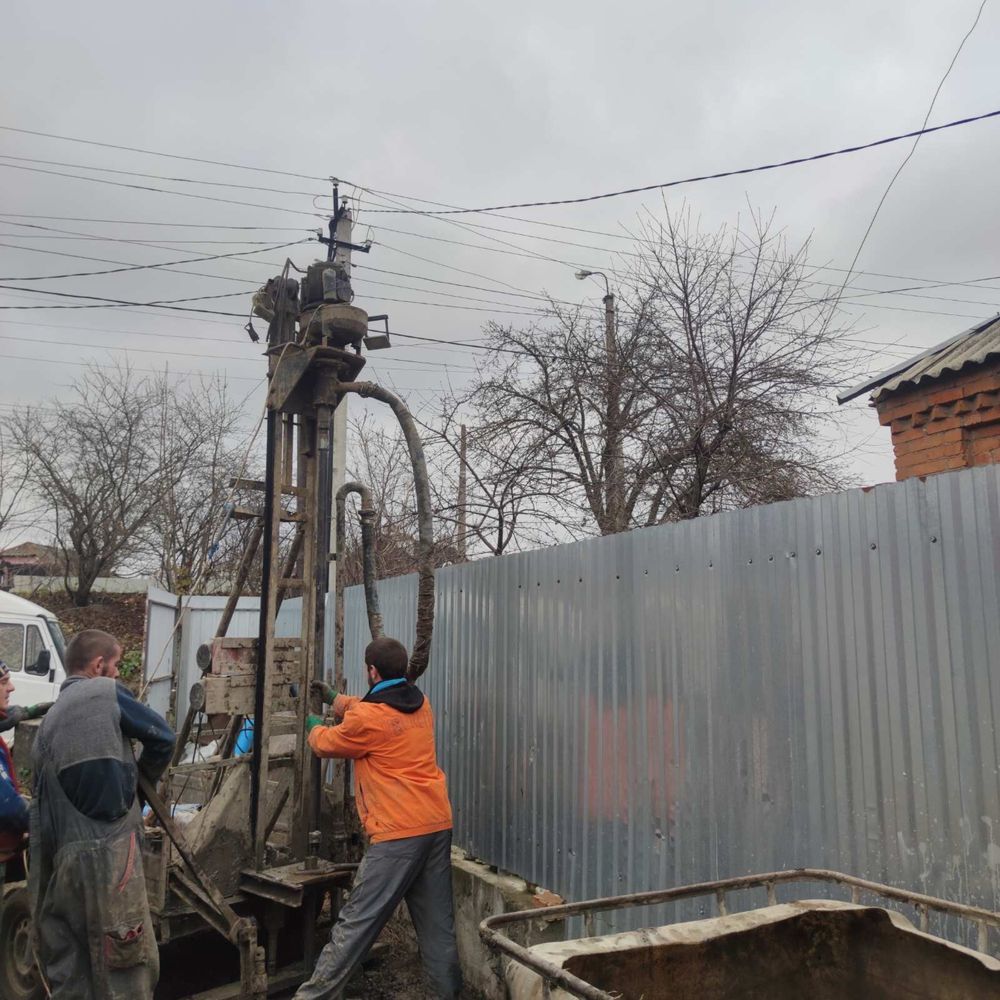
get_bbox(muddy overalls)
[29,677,158,1000]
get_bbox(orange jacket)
[308,683,452,844]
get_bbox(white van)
[0,591,67,743]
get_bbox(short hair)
[66,629,120,675]
[364,637,409,680]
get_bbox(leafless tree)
[144,379,246,594]
[0,419,38,547]
[10,364,218,605]
[340,413,458,584]
[450,204,853,543]
[430,401,578,556]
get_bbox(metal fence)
[343,465,1000,940]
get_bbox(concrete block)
[451,850,565,1000]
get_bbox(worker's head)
[65,629,122,679]
[0,661,12,712]
[364,637,409,686]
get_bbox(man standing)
[297,636,462,1000]
[0,661,30,923]
[30,629,175,1000]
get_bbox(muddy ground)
[157,904,485,999]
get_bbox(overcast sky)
[2,0,998,501]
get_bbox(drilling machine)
[1,194,436,1000]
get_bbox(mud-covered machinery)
[1,201,437,1000]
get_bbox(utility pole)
[576,270,625,533]
[324,196,354,670]
[457,423,468,561]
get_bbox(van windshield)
[44,617,67,666]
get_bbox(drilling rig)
[1,191,437,1000]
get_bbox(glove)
[27,702,54,720]
[309,680,336,706]
[305,714,324,734]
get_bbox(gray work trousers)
[296,828,462,1000]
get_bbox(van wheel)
[0,886,43,1000]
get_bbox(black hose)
[336,382,434,680]
[335,482,383,688]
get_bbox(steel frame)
[479,868,1000,1000]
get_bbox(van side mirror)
[32,648,51,678]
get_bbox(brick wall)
[876,361,1000,480]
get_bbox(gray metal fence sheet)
[343,465,1000,939]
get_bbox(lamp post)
[575,270,624,533]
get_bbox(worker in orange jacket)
[296,636,462,999]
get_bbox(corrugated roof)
[838,314,1000,404]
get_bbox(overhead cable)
[352,106,1000,214]
[0,239,310,281]
[0,125,328,181]
[0,161,326,218]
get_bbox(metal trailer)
[0,194,436,1000]
[482,869,1000,999]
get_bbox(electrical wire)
[0,239,311,281]
[0,213,306,229]
[0,124,329,181]
[0,153,328,198]
[349,106,1000,214]
[0,332,482,372]
[0,284,248,313]
[0,161,327,218]
[824,0,991,324]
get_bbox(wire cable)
[348,106,1000,214]
[0,284,247,314]
[0,239,310,281]
[825,0,990,325]
[0,161,327,218]
[0,213,306,229]
[0,153,328,198]
[0,124,328,181]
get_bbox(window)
[45,618,67,665]
[25,625,49,676]
[0,623,24,671]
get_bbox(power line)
[0,284,247,314]
[0,233,302,244]
[0,213,306,230]
[363,187,1000,298]
[0,333,481,372]
[0,352,437,391]
[826,0,990,321]
[0,153,328,198]
[0,125,328,181]
[0,162,327,218]
[363,188,1000,308]
[0,241,265,286]
[5,206,999,299]
[351,106,1000,215]
[0,238,562,317]
[0,239,310,281]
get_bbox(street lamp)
[575,269,610,299]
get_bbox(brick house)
[839,315,1000,480]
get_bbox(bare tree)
[0,419,37,547]
[145,379,246,593]
[10,364,208,606]
[451,204,853,544]
[430,401,576,556]
[341,414,458,584]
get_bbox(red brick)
[897,456,967,480]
